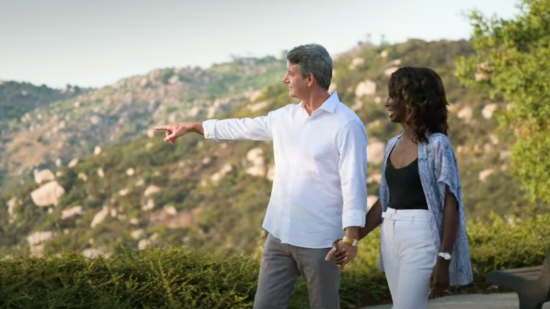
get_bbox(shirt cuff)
[342,209,366,229]
[202,119,218,140]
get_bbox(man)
[155,44,368,309]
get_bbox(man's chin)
[289,91,297,99]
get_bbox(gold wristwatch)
[342,236,358,247]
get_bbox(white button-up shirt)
[202,91,368,248]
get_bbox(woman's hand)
[325,239,349,270]
[429,259,450,298]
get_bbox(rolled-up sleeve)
[202,114,273,141]
[337,120,368,229]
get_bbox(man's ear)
[307,73,316,87]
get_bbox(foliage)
[1,37,546,265]
[456,0,550,204]
[0,214,549,308]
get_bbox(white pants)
[381,207,438,309]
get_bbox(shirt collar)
[298,91,340,114]
[319,91,340,114]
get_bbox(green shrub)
[0,213,548,308]
[0,248,259,309]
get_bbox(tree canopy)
[456,0,550,205]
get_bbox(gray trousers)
[253,233,341,309]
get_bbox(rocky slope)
[0,57,286,194]
[0,39,542,258]
[0,81,87,186]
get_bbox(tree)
[456,0,550,205]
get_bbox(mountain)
[0,81,88,187]
[0,56,287,194]
[0,39,543,258]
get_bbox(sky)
[0,0,519,89]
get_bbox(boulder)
[245,148,266,177]
[367,173,381,184]
[248,101,268,112]
[7,197,18,223]
[149,207,202,229]
[78,173,88,182]
[27,231,57,257]
[30,181,65,207]
[131,229,147,240]
[267,165,275,181]
[142,199,155,211]
[34,169,55,184]
[27,231,57,246]
[355,80,376,97]
[144,185,160,197]
[367,195,378,208]
[138,239,152,250]
[351,100,363,111]
[61,206,84,220]
[384,67,398,76]
[479,169,494,182]
[90,206,110,228]
[68,158,79,168]
[482,103,498,119]
[390,59,402,66]
[211,164,232,183]
[457,106,473,123]
[82,248,111,258]
[349,57,365,70]
[367,141,386,164]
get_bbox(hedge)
[0,212,548,309]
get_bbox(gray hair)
[286,44,333,90]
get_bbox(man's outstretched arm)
[155,115,273,144]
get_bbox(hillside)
[0,81,86,186]
[0,39,543,258]
[0,56,287,194]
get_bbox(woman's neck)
[401,124,416,143]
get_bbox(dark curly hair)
[388,66,449,143]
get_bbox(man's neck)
[301,89,331,115]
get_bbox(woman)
[332,67,473,308]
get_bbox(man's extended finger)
[155,125,170,131]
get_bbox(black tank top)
[385,156,428,210]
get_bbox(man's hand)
[429,259,450,298]
[154,122,203,145]
[325,239,357,270]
